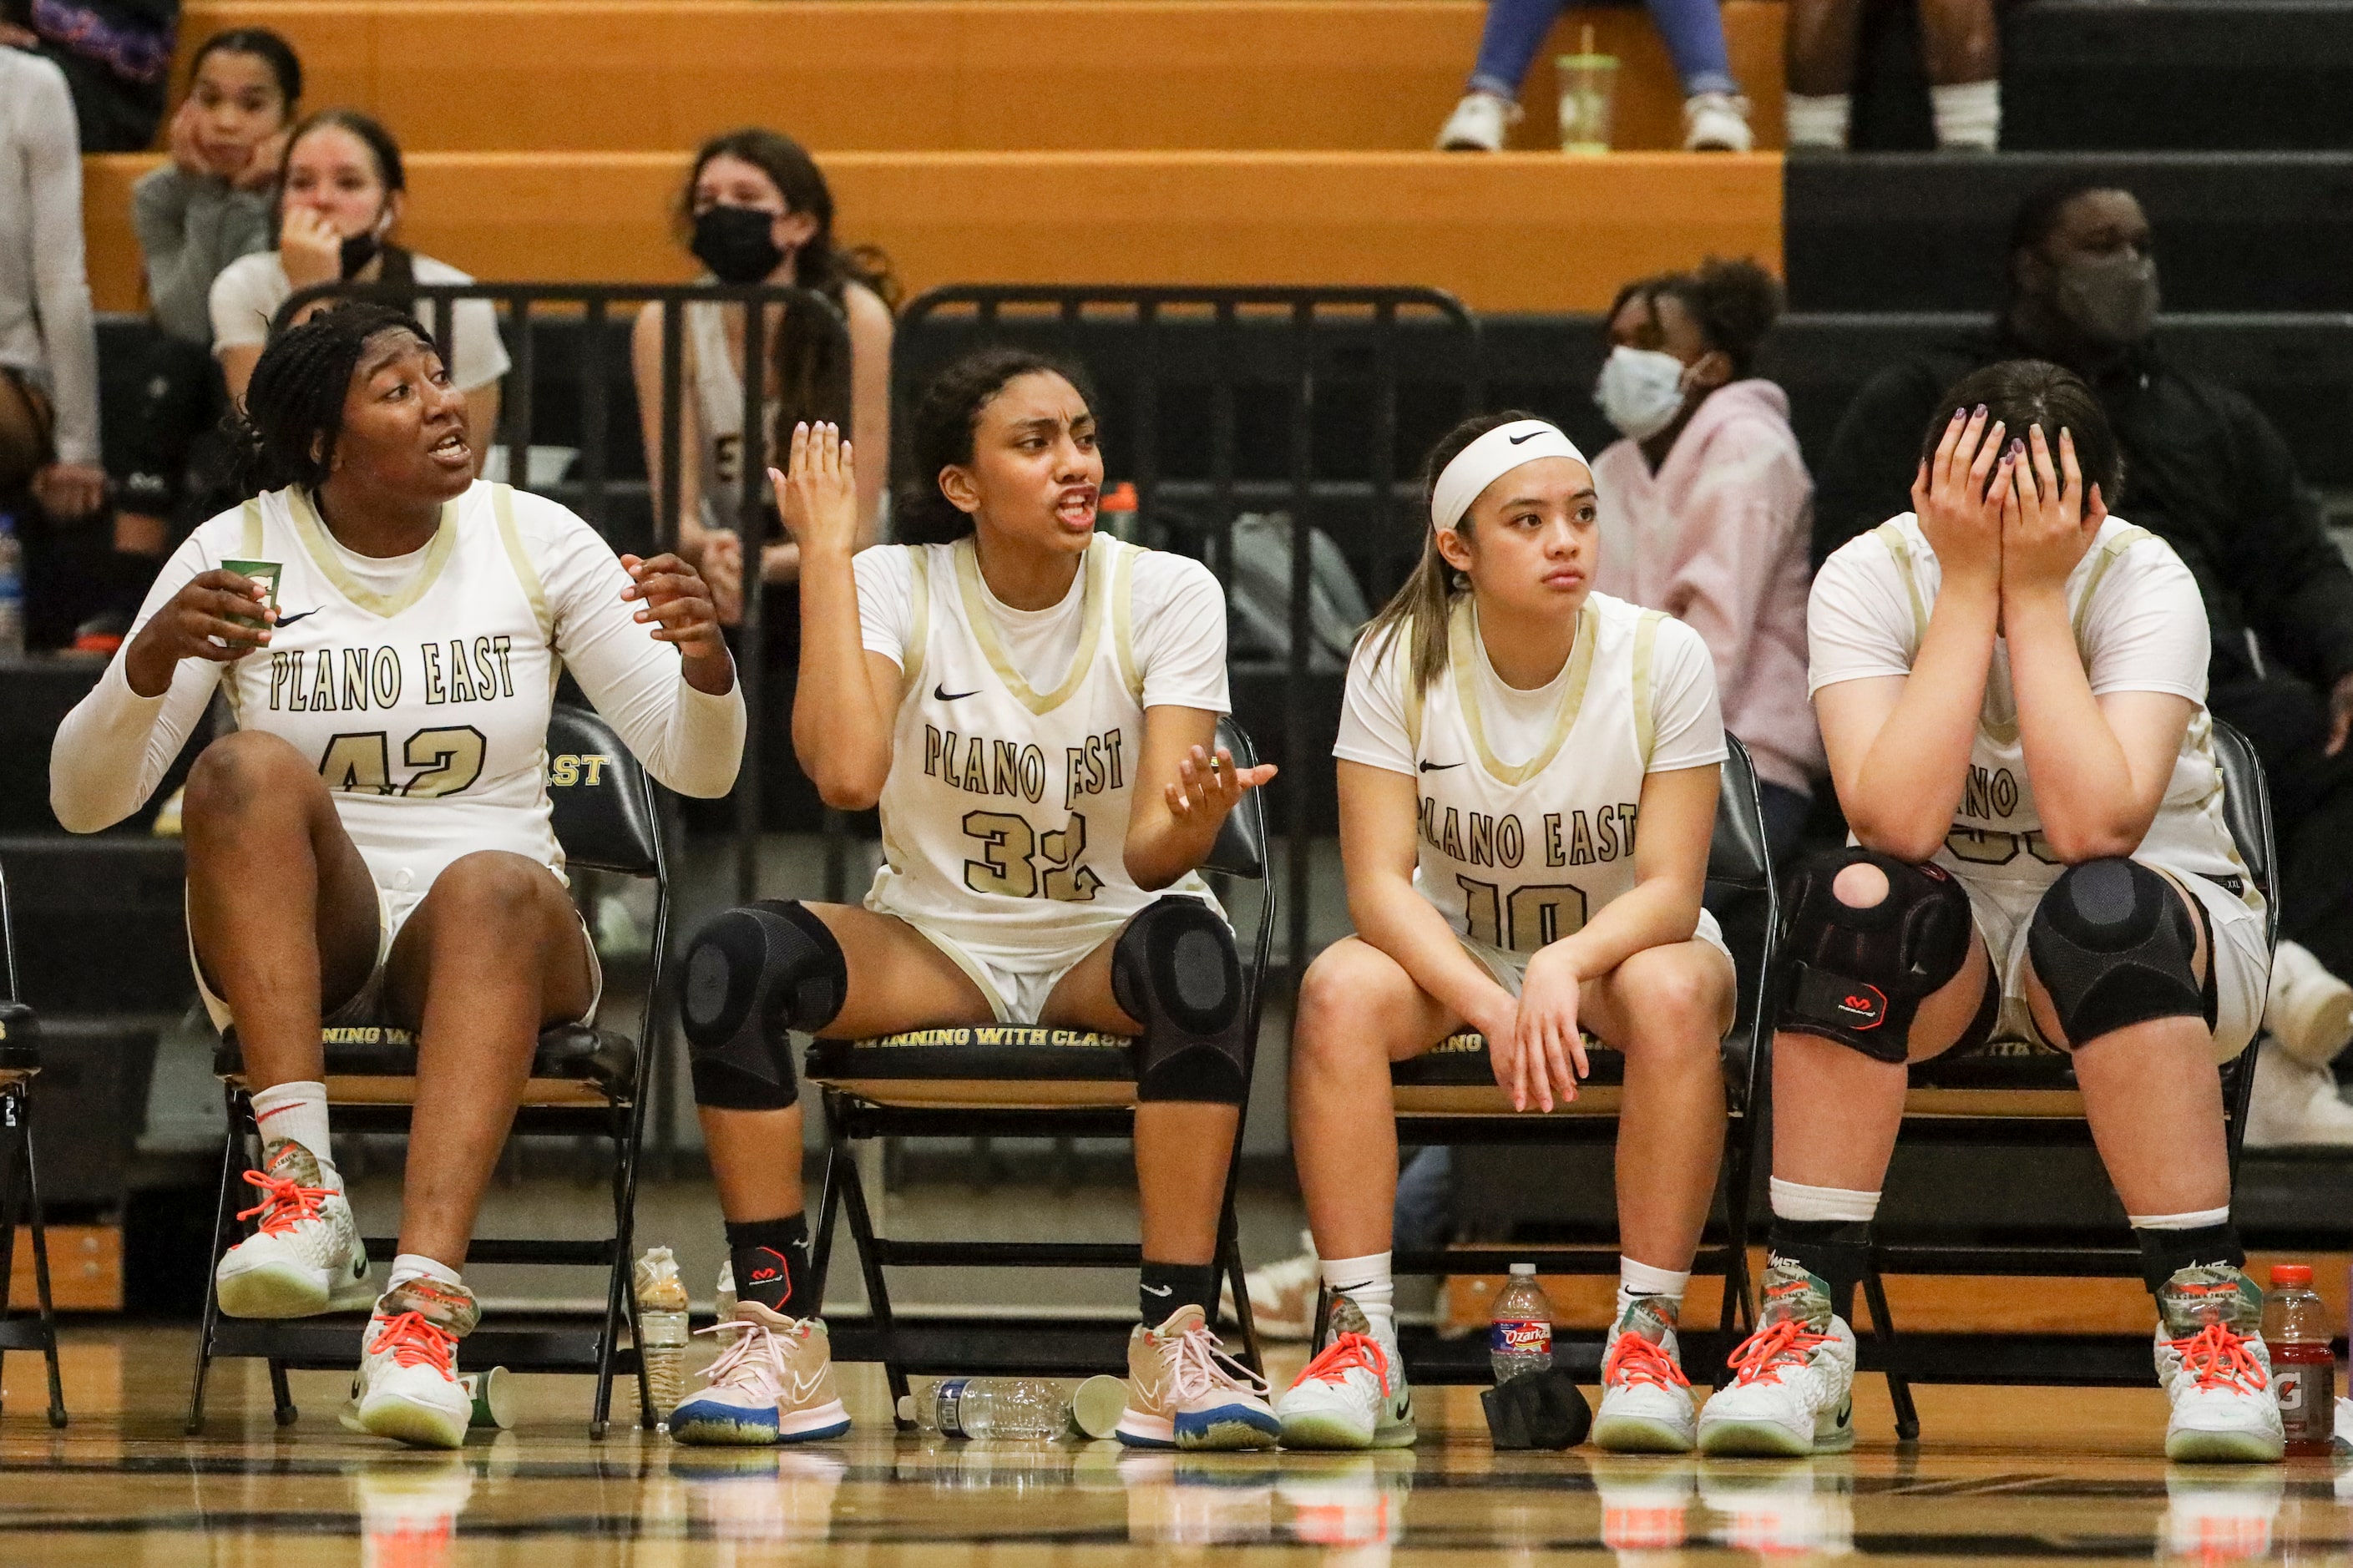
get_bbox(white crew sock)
[250,1081,339,1189]
[1615,1257,1691,1327]
[1322,1252,1394,1338]
[385,1253,463,1295]
[1784,92,1851,149]
[1930,78,2001,150]
[1769,1176,1882,1223]
[2128,1206,2233,1232]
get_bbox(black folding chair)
[1862,720,2279,1439]
[0,862,65,1428]
[805,716,1275,1424]
[1379,736,1780,1382]
[185,704,670,1439]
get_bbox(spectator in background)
[210,109,507,456]
[116,28,300,558]
[0,43,104,526]
[1783,0,1999,150]
[0,0,175,153]
[1814,180,2353,1148]
[1438,0,1751,151]
[1591,258,1819,862]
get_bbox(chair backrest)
[1708,736,1774,893]
[545,704,662,878]
[1202,715,1269,882]
[2209,720,2278,948]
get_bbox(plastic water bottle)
[0,513,23,655]
[899,1378,1070,1439]
[2263,1262,2335,1455]
[1490,1262,1555,1383]
[633,1246,691,1422]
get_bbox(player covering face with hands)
[48,301,745,1451]
[1278,412,1738,1454]
[1707,361,2280,1464]
[669,348,1280,1452]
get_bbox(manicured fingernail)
[1950,407,1966,423]
[2009,438,2026,458]
[1973,404,1987,417]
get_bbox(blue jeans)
[1469,0,1738,99]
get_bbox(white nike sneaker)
[1682,91,1755,152]
[2156,1266,2284,1463]
[1697,1259,1857,1457]
[345,1276,478,1449]
[1116,1303,1280,1450]
[1222,1231,1318,1340]
[1436,92,1520,151]
[2244,1041,2353,1148]
[1275,1295,1415,1450]
[2264,940,2353,1068]
[215,1141,373,1319]
[1593,1297,1698,1453]
[670,1302,851,1446]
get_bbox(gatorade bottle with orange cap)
[2261,1263,2334,1454]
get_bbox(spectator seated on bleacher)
[0,0,174,153]
[116,28,301,561]
[1783,0,1999,151]
[1813,178,2353,1151]
[1438,0,1752,152]
[1591,256,1822,866]
[209,108,508,465]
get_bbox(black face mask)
[338,233,381,280]
[691,205,786,286]
[2052,251,2159,350]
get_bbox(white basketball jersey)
[686,298,777,537]
[1398,593,1696,956]
[1866,515,2257,903]
[215,482,569,894]
[864,534,1215,959]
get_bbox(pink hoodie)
[1591,377,1824,796]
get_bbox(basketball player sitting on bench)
[49,302,745,1449]
[667,348,1279,1451]
[1698,363,2283,1464]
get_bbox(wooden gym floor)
[3,1325,2344,1562]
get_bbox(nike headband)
[1430,419,1589,535]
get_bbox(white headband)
[1430,419,1589,534]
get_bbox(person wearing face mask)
[209,109,509,465]
[1813,180,2353,1150]
[1590,259,1819,865]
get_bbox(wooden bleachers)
[83,149,1781,314]
[166,1,1785,154]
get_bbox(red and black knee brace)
[1777,848,1974,1064]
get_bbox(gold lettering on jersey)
[1061,731,1126,809]
[373,647,402,706]
[307,651,336,712]
[1544,812,1565,867]
[1569,811,1596,866]
[1440,807,1465,861]
[961,737,989,794]
[1467,812,1495,867]
[286,650,309,711]
[923,725,1051,804]
[1495,814,1525,868]
[1616,803,1638,856]
[1945,825,2065,866]
[1961,765,2022,820]
[340,650,371,711]
[473,636,507,698]
[445,640,479,704]
[421,643,447,705]
[489,635,514,696]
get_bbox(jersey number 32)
[963,810,1101,902]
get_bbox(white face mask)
[1594,345,1691,442]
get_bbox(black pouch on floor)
[1480,1367,1591,1449]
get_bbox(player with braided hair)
[51,301,747,1449]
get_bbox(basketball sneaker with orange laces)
[670,1302,851,1446]
[344,1277,479,1449]
[1115,1303,1280,1450]
[214,1141,372,1319]
[1273,1295,1415,1451]
[1697,1259,1856,1457]
[1592,1296,1698,1453]
[2156,1265,2284,1463]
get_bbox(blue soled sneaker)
[1114,1303,1281,1450]
[670,1301,851,1446]
[1697,1258,1857,1457]
[2157,1265,2284,1464]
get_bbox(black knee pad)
[2027,858,2207,1046]
[680,900,848,1110]
[1778,848,1975,1063]
[1111,896,1248,1106]
[1481,1365,1591,1449]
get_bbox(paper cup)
[220,559,281,630]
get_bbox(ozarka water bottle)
[1490,1262,1556,1383]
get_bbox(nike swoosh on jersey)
[273,608,320,627]
[933,684,980,701]
[1419,760,1465,772]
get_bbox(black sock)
[725,1213,812,1315]
[1140,1260,1220,1326]
[1768,1217,1872,1323]
[2135,1222,2244,1296]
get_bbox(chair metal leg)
[185,1094,246,1435]
[1862,1264,1919,1442]
[832,1146,912,1424]
[0,1087,19,1425]
[268,1358,297,1426]
[18,1099,66,1427]
[1217,1206,1262,1378]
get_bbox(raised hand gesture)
[769,421,859,562]
[1910,403,2012,589]
[2001,425,2105,598]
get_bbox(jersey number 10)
[1457,876,1589,955]
[963,810,1102,902]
